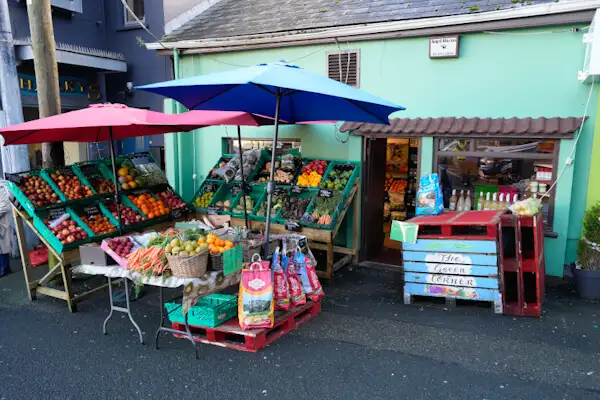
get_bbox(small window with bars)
[327,50,360,87]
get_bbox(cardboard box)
[79,244,116,266]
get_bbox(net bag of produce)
[238,255,274,330]
[282,254,306,307]
[293,248,324,302]
[271,248,290,311]
[416,173,444,216]
[216,155,241,182]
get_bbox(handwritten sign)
[83,205,101,217]
[273,187,288,196]
[48,207,67,221]
[426,263,471,275]
[285,220,301,232]
[428,274,476,287]
[231,185,242,196]
[79,164,100,178]
[5,173,23,185]
[291,186,303,194]
[318,189,334,198]
[57,167,74,176]
[207,206,220,215]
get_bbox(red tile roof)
[340,117,586,138]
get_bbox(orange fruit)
[128,181,137,189]
[126,175,133,182]
[207,236,215,245]
[198,237,206,245]
[225,240,233,247]
[148,213,155,219]
[219,247,225,253]
[118,168,128,177]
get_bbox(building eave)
[147,0,600,54]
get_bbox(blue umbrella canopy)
[138,61,406,254]
[137,62,405,124]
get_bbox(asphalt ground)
[1,262,599,400]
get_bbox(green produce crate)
[251,187,289,222]
[5,169,65,217]
[123,190,170,225]
[320,161,360,201]
[231,149,269,184]
[149,186,191,219]
[70,202,120,241]
[206,155,234,181]
[294,158,334,188]
[206,182,242,215]
[190,180,223,212]
[278,188,316,224]
[253,153,303,187]
[164,294,237,328]
[42,166,102,206]
[72,160,115,197]
[32,206,95,254]
[113,194,156,232]
[231,186,264,219]
[302,190,344,230]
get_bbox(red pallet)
[500,213,545,317]
[407,211,504,240]
[171,301,321,352]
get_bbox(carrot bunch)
[128,193,170,219]
[126,246,168,276]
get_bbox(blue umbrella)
[137,62,405,253]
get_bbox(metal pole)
[108,127,123,234]
[263,90,282,256]
[237,126,249,229]
[0,0,30,174]
[26,0,63,167]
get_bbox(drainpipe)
[173,48,183,194]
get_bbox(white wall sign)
[429,36,459,59]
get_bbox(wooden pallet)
[404,292,502,313]
[171,301,321,352]
[407,211,504,240]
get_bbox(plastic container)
[207,182,241,215]
[302,191,343,230]
[72,202,120,241]
[32,207,95,254]
[190,180,223,212]
[6,169,65,216]
[319,161,360,201]
[164,294,238,328]
[231,186,264,220]
[251,188,289,222]
[530,181,539,193]
[42,166,98,206]
[72,160,115,197]
[294,158,333,188]
[278,189,316,223]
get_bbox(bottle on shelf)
[498,193,505,210]
[477,192,484,211]
[457,190,465,212]
[483,192,491,210]
[464,190,472,211]
[513,193,519,204]
[491,192,499,210]
[449,189,457,211]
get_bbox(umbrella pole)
[108,127,123,235]
[263,90,282,257]
[237,126,249,229]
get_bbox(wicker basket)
[167,251,209,278]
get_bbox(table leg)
[155,286,199,359]
[103,277,144,345]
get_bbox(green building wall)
[165,25,597,277]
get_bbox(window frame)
[123,0,145,27]
[433,137,560,229]
[326,50,361,88]
[51,0,83,13]
[223,137,301,155]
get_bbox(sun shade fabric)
[0,104,265,145]
[340,117,587,139]
[137,62,405,125]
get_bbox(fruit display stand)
[229,180,360,279]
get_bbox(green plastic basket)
[32,206,95,254]
[278,188,316,224]
[190,180,223,212]
[42,166,101,206]
[319,161,360,201]
[231,186,264,219]
[206,182,241,215]
[164,294,237,328]
[294,158,334,188]
[72,160,115,197]
[113,195,155,232]
[5,169,65,217]
[302,191,344,230]
[251,188,289,222]
[71,202,120,241]
[206,155,234,181]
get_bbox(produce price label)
[58,167,74,176]
[319,189,334,198]
[207,206,220,215]
[83,205,101,217]
[5,174,23,184]
[273,187,287,196]
[291,186,303,194]
[285,220,302,232]
[204,183,218,193]
[172,207,189,219]
[48,207,67,220]
[79,164,100,178]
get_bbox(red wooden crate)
[500,213,545,317]
[171,301,321,352]
[407,211,504,240]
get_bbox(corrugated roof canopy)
[340,117,586,139]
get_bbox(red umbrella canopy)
[0,103,266,145]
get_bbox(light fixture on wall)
[126,81,133,91]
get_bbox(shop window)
[327,51,360,87]
[124,0,145,26]
[224,138,301,156]
[434,138,558,228]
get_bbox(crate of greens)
[301,191,343,230]
[279,188,314,223]
[252,188,288,222]
[191,180,223,212]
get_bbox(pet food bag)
[271,248,290,311]
[238,255,274,330]
[282,254,306,307]
[416,173,444,216]
[293,249,324,302]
